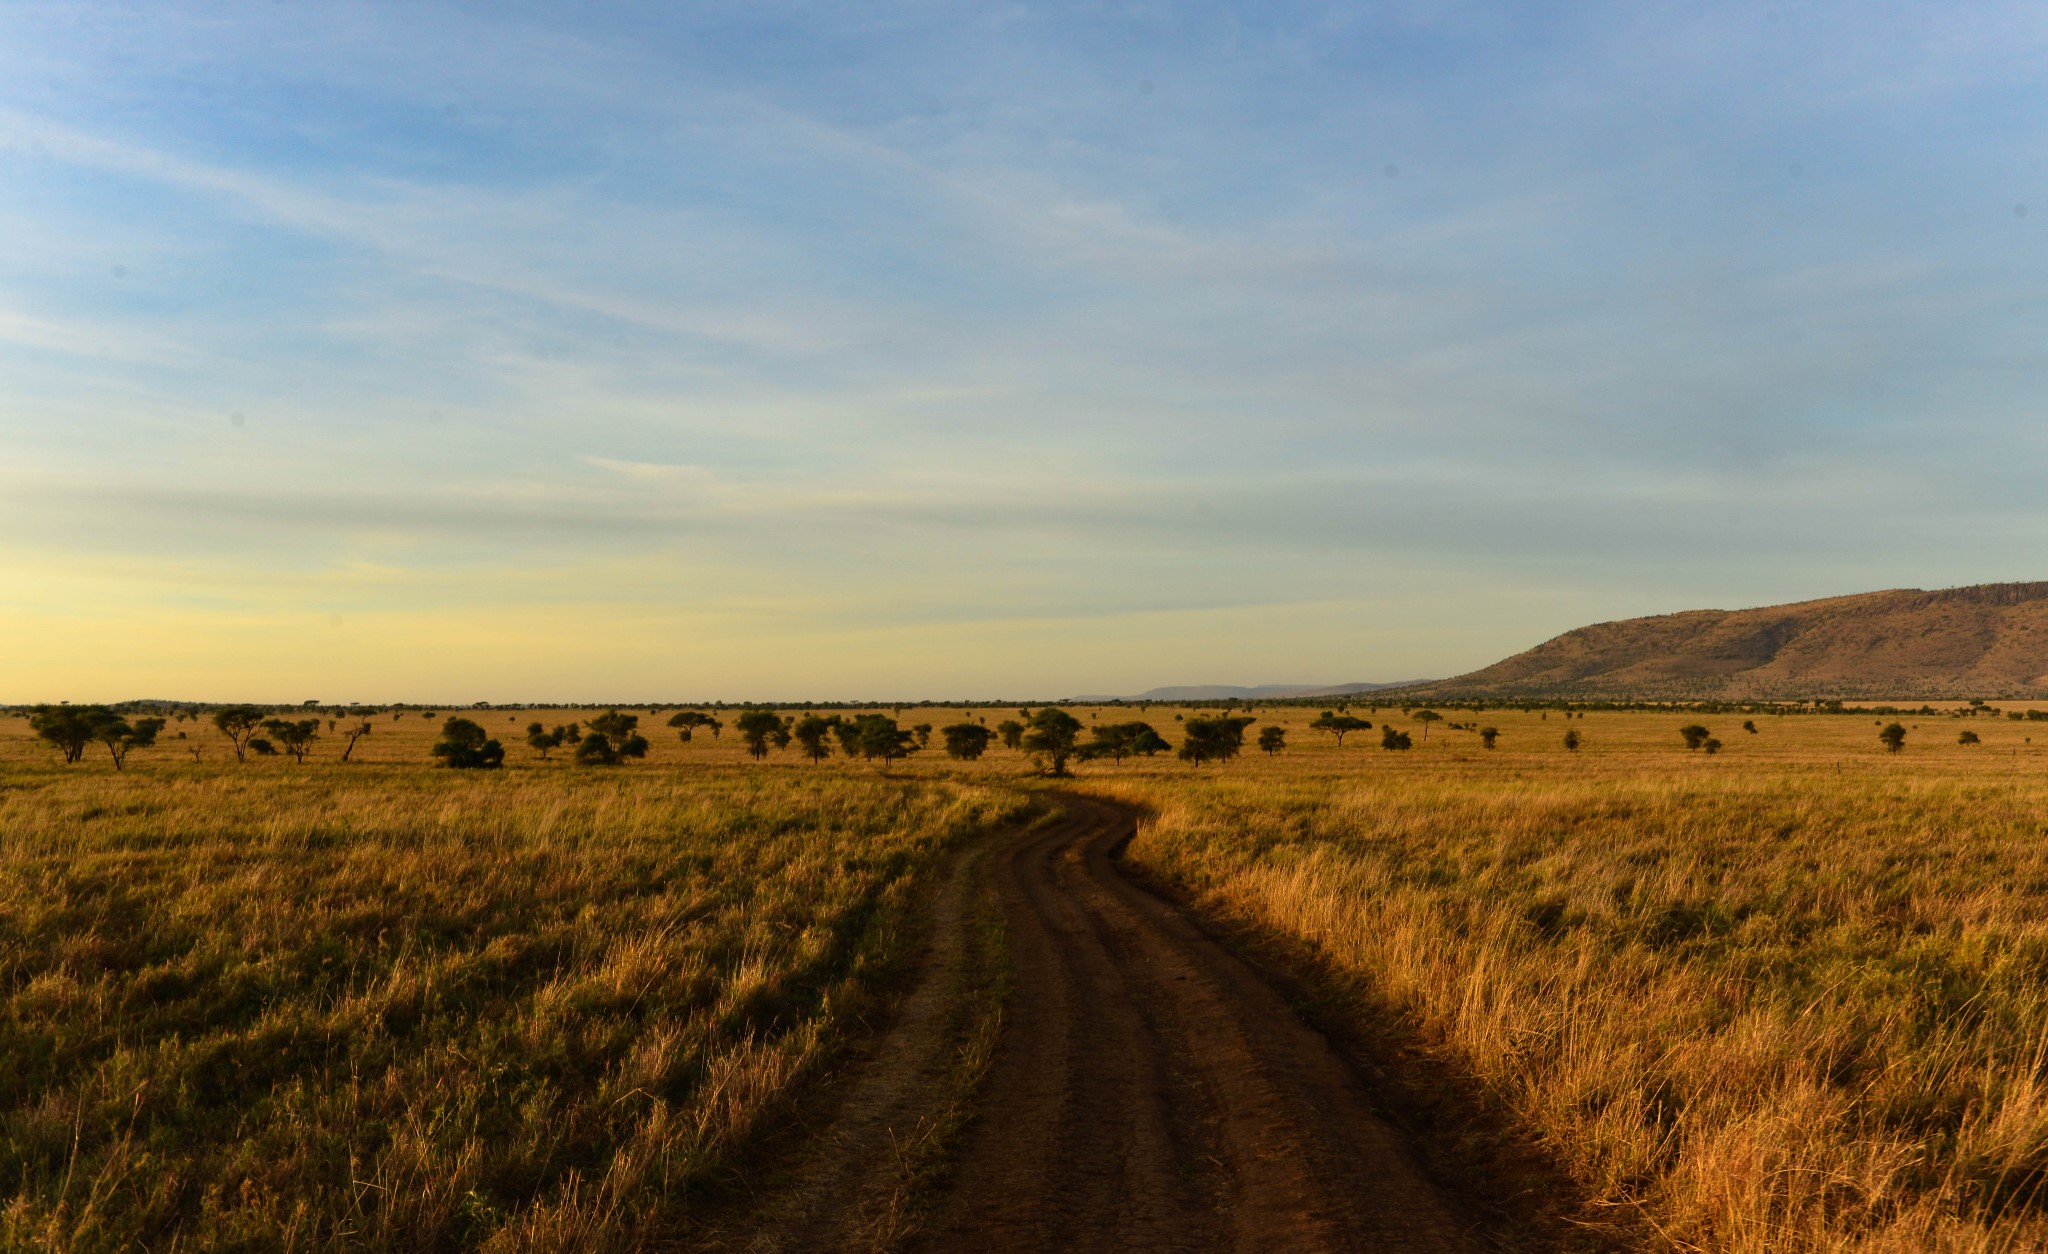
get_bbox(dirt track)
[913,795,1479,1253]
[735,794,1480,1253]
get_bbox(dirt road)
[735,794,1481,1253]
[913,794,1479,1253]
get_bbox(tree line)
[63,703,1896,773]
[21,702,1389,774]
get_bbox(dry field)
[0,716,1024,1250]
[1087,705,2048,1252]
[7,700,2048,1250]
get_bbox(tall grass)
[0,762,1021,1250]
[1110,757,2048,1251]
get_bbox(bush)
[942,723,995,760]
[434,718,506,769]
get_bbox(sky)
[4,1,2048,702]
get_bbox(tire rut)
[914,794,1481,1253]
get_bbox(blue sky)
[3,1,2046,701]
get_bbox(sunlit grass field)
[0,734,1023,1250]
[1089,704,2048,1253]
[7,699,2048,1250]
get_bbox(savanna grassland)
[0,711,1024,1251]
[1089,704,2048,1252]
[9,700,2048,1251]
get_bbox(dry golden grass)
[11,698,2048,1249]
[1085,704,2048,1252]
[0,740,1023,1250]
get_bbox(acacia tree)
[1309,710,1372,747]
[525,722,571,759]
[845,714,916,764]
[1563,727,1582,752]
[736,709,791,760]
[1479,726,1500,750]
[1021,708,1083,777]
[1382,725,1413,751]
[579,711,650,765]
[1178,716,1253,765]
[667,710,716,742]
[1258,726,1286,756]
[1880,722,1907,753]
[434,717,505,768]
[338,720,374,762]
[793,714,838,763]
[996,720,1024,750]
[213,705,267,762]
[87,710,162,770]
[942,722,995,760]
[28,704,96,764]
[1679,724,1712,751]
[1078,721,1169,763]
[261,718,321,763]
[1412,710,1443,740]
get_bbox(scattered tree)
[841,714,916,764]
[213,705,267,762]
[525,722,574,759]
[1702,737,1722,755]
[583,711,650,763]
[667,710,717,742]
[1179,716,1254,765]
[1079,721,1171,763]
[1258,726,1286,756]
[261,718,321,763]
[1959,729,1981,746]
[996,719,1024,750]
[248,738,278,756]
[912,722,933,749]
[1022,708,1084,777]
[90,711,163,770]
[1309,710,1373,747]
[434,717,506,769]
[339,720,374,762]
[1480,726,1499,749]
[793,714,839,763]
[1742,720,1758,734]
[1413,709,1443,740]
[28,704,95,764]
[736,709,791,760]
[942,722,995,760]
[1879,722,1907,753]
[1381,726,1413,751]
[1680,724,1712,751]
[1563,728,1582,752]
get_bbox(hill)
[1414,582,2048,700]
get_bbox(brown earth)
[1411,580,2048,700]
[740,795,1481,1253]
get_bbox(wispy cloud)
[5,0,2048,696]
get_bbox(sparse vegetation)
[433,716,505,769]
[1020,708,1082,777]
[942,722,995,760]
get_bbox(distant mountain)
[1412,582,2048,700]
[1070,681,1431,702]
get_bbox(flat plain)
[5,700,2047,1250]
